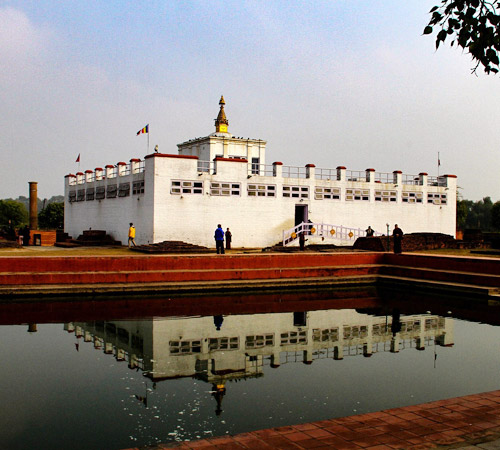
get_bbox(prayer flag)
[137,124,149,135]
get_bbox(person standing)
[392,224,403,254]
[214,224,225,254]
[225,228,232,250]
[128,223,136,247]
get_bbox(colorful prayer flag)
[137,124,149,135]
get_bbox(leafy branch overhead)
[424,0,500,74]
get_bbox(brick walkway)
[122,390,500,449]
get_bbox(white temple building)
[64,97,457,248]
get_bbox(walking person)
[128,223,137,247]
[225,228,232,250]
[214,224,225,254]
[392,224,403,254]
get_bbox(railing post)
[336,166,346,181]
[273,161,283,178]
[393,170,402,186]
[306,164,315,179]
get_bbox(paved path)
[121,390,500,449]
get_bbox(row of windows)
[168,318,444,355]
[313,319,442,342]
[170,181,447,204]
[69,180,446,205]
[68,181,144,202]
[169,331,307,355]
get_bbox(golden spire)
[215,95,229,133]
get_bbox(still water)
[1,288,500,450]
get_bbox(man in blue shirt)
[214,224,225,254]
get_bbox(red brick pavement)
[122,390,500,450]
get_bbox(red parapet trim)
[366,168,375,172]
[117,161,127,165]
[65,174,76,178]
[145,153,199,160]
[105,164,114,168]
[444,174,457,178]
[273,161,283,166]
[214,157,248,163]
[130,158,141,163]
[85,170,93,173]
[306,164,316,168]
[336,166,346,170]
[419,172,428,176]
[393,170,402,174]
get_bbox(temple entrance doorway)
[295,204,308,226]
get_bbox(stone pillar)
[29,181,38,230]
[306,164,316,179]
[336,166,346,181]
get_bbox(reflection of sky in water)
[1,312,500,450]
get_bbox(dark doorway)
[294,204,308,226]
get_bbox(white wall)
[65,155,456,248]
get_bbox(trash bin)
[33,234,42,246]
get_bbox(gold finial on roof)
[215,95,229,133]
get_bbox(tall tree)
[38,202,64,230]
[0,200,28,228]
[424,0,500,74]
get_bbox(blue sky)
[1,1,499,201]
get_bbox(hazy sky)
[1,1,499,201]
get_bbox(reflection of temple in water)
[65,309,454,384]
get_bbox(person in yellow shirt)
[128,223,136,247]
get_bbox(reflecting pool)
[1,288,500,450]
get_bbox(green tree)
[424,1,500,74]
[491,201,500,230]
[38,202,64,230]
[0,200,28,228]
[456,198,469,229]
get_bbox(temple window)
[402,192,423,203]
[208,337,239,351]
[132,181,145,195]
[428,192,447,205]
[169,340,202,355]
[375,190,397,202]
[171,180,203,195]
[86,188,95,201]
[280,330,307,345]
[315,187,340,200]
[283,185,309,199]
[118,183,130,197]
[210,182,240,196]
[346,188,370,201]
[312,328,339,342]
[95,187,105,200]
[245,334,274,349]
[106,184,117,198]
[247,184,276,197]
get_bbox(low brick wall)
[354,233,456,252]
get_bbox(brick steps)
[0,253,383,273]
[381,265,500,288]
[0,265,381,285]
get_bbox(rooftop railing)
[315,167,340,181]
